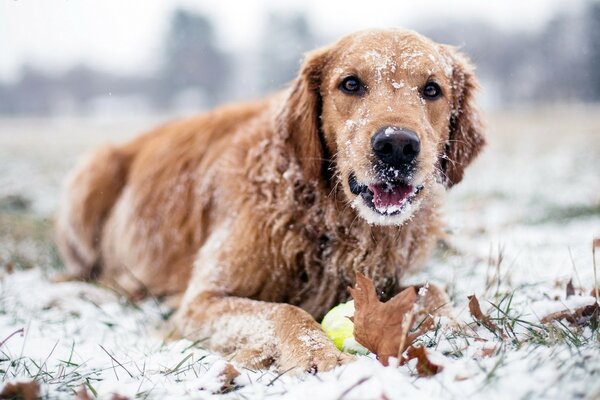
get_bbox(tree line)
[0,4,598,116]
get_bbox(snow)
[383,126,396,136]
[391,80,405,89]
[1,107,600,399]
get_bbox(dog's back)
[56,99,268,298]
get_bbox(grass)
[1,108,600,398]
[0,196,62,272]
[525,201,600,225]
[2,204,599,399]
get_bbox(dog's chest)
[284,223,408,319]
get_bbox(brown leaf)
[540,310,573,324]
[401,345,443,376]
[198,362,240,393]
[566,279,575,298]
[349,273,421,366]
[75,386,92,400]
[218,363,240,393]
[4,261,13,275]
[479,345,497,358]
[406,283,453,318]
[0,380,40,400]
[220,363,240,380]
[467,295,506,339]
[110,394,130,400]
[541,302,600,328]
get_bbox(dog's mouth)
[348,172,423,216]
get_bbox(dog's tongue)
[368,183,413,211]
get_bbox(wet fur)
[56,29,484,372]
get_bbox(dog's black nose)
[371,127,420,169]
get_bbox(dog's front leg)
[173,291,352,373]
[171,222,353,373]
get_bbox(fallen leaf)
[401,345,443,376]
[77,387,130,400]
[479,345,497,358]
[75,387,92,400]
[110,394,130,400]
[566,279,575,298]
[409,283,453,318]
[467,295,506,339]
[217,363,240,393]
[540,310,572,324]
[349,273,435,366]
[0,380,40,400]
[4,261,13,275]
[540,302,600,328]
[221,363,240,380]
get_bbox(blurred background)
[0,1,598,271]
[1,0,599,116]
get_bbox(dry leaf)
[468,295,506,339]
[540,310,572,324]
[4,261,13,275]
[349,273,416,365]
[479,345,497,358]
[541,302,600,328]
[218,363,240,393]
[0,380,40,400]
[349,273,436,366]
[407,283,453,318]
[199,362,240,393]
[401,345,443,376]
[75,387,92,400]
[220,363,240,380]
[77,387,130,400]
[110,394,130,400]
[566,279,575,298]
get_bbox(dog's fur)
[56,29,484,372]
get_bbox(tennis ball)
[321,300,369,355]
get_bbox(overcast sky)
[0,0,570,82]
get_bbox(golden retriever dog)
[56,28,484,373]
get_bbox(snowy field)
[1,106,599,399]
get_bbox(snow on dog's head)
[280,28,485,226]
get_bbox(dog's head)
[279,29,485,225]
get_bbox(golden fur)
[55,29,484,373]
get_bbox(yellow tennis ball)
[321,300,369,355]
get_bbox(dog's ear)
[278,46,332,181]
[440,46,486,188]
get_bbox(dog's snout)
[371,127,420,169]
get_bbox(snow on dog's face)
[280,29,485,226]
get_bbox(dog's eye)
[422,82,442,100]
[339,76,364,95]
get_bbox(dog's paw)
[300,349,355,374]
[279,335,355,374]
[230,346,277,370]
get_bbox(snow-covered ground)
[1,106,599,399]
